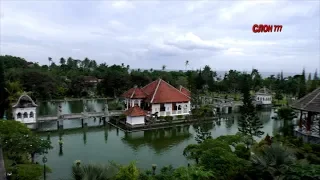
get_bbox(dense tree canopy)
[1,54,318,105]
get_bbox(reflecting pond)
[35,101,278,180]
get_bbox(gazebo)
[291,88,320,144]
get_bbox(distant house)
[27,62,35,67]
[255,87,272,105]
[83,76,99,84]
[121,78,191,125]
[12,93,38,129]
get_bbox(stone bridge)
[199,96,243,114]
[37,110,124,121]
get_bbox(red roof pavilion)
[124,105,147,117]
[122,78,190,104]
[121,86,147,99]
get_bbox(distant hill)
[130,68,306,78]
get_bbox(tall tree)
[195,126,212,144]
[251,69,262,91]
[0,59,9,118]
[298,69,307,98]
[48,57,52,67]
[310,69,318,92]
[162,65,166,71]
[60,57,66,65]
[238,74,264,141]
[185,60,189,71]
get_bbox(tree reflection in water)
[104,126,108,144]
[83,129,87,145]
[121,125,193,154]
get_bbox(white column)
[225,107,229,114]
[138,99,141,107]
[126,99,129,109]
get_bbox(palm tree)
[48,57,52,70]
[162,65,166,71]
[5,81,23,102]
[60,57,66,65]
[251,143,296,179]
[185,60,189,71]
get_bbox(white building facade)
[12,93,38,129]
[151,102,191,117]
[124,105,147,126]
[255,87,272,105]
[126,116,145,125]
[122,79,191,118]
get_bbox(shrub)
[119,114,126,120]
[176,115,183,119]
[14,164,51,180]
[310,144,320,155]
[165,116,173,122]
[108,101,124,110]
[235,144,251,160]
[302,144,313,153]
[307,153,320,164]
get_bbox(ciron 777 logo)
[252,24,283,33]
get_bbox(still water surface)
[35,101,279,180]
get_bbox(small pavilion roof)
[256,87,272,95]
[291,87,320,113]
[121,86,147,99]
[12,92,38,108]
[124,105,147,117]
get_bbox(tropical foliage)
[0,120,52,179]
[1,55,318,102]
[68,130,320,180]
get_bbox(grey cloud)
[0,0,319,73]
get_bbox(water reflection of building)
[12,93,38,129]
[258,110,272,124]
[121,125,192,153]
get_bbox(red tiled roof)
[141,80,159,96]
[123,79,191,104]
[179,86,191,97]
[121,86,147,99]
[124,105,147,117]
[142,79,190,103]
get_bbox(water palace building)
[12,93,38,129]
[122,78,191,126]
[291,87,320,144]
[254,87,272,106]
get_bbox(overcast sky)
[0,0,319,73]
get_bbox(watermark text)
[252,24,283,33]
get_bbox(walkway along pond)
[34,101,278,180]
